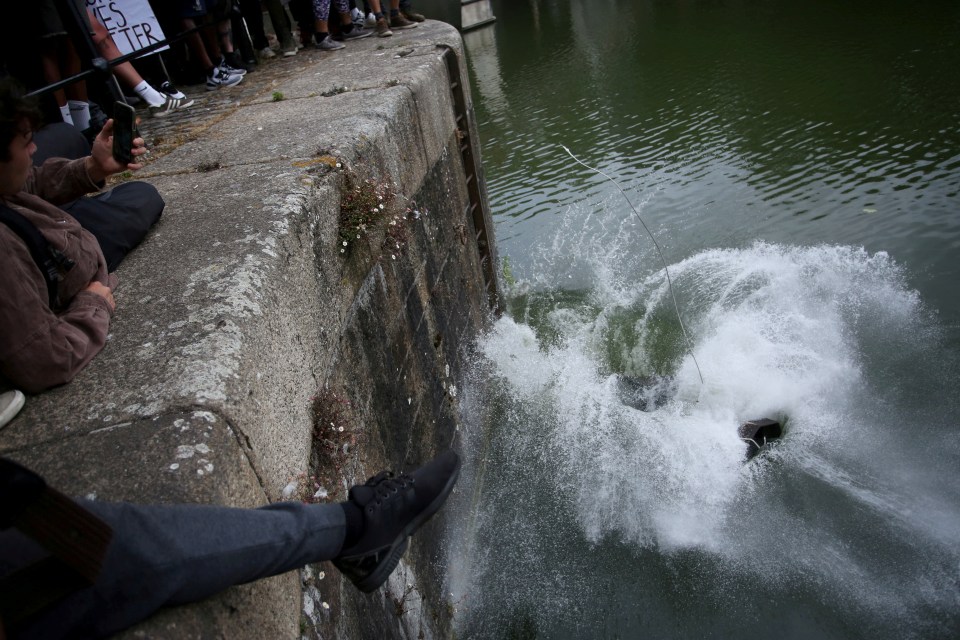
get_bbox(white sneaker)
[259,46,276,59]
[150,94,194,117]
[207,67,244,90]
[365,12,377,28]
[0,390,25,430]
[160,81,188,100]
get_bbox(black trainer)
[333,450,461,592]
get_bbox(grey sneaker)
[150,94,194,118]
[389,14,417,30]
[333,450,461,592]
[0,390,24,430]
[375,17,393,37]
[206,67,243,90]
[316,35,345,51]
[340,26,372,40]
[258,46,276,59]
[218,56,247,76]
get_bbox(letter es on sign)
[85,0,168,57]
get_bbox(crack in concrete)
[138,155,339,179]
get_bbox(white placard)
[85,0,169,57]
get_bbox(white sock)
[60,103,74,125]
[134,80,166,107]
[68,100,90,130]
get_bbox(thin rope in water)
[560,144,704,385]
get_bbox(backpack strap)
[0,203,76,309]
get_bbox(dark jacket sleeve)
[0,235,113,394]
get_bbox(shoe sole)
[207,79,243,90]
[341,29,373,40]
[351,537,409,592]
[152,99,195,117]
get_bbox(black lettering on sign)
[109,2,129,28]
[115,26,134,51]
[141,22,160,45]
[87,0,164,53]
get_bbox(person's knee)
[107,181,166,223]
[32,122,91,165]
[146,184,165,218]
[88,11,112,47]
[131,182,165,219]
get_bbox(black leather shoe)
[333,450,461,592]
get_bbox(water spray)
[560,145,704,385]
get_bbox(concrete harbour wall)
[0,22,495,639]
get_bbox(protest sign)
[85,0,168,56]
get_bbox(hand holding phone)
[111,101,138,165]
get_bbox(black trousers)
[32,123,164,272]
[63,184,164,272]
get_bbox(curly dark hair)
[0,78,42,162]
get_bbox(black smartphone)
[111,101,137,165]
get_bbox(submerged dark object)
[739,419,782,460]
[615,374,673,412]
[612,375,783,460]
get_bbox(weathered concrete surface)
[0,21,494,639]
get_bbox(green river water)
[445,1,960,639]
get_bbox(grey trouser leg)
[11,500,346,639]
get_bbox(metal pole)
[27,21,207,99]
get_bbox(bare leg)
[216,18,234,55]
[181,18,216,73]
[61,39,88,103]
[88,11,146,90]
[39,43,68,114]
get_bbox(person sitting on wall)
[0,79,163,394]
[0,449,462,639]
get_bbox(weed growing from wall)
[338,169,425,260]
[390,583,420,617]
[338,171,396,252]
[282,471,328,503]
[309,388,362,500]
